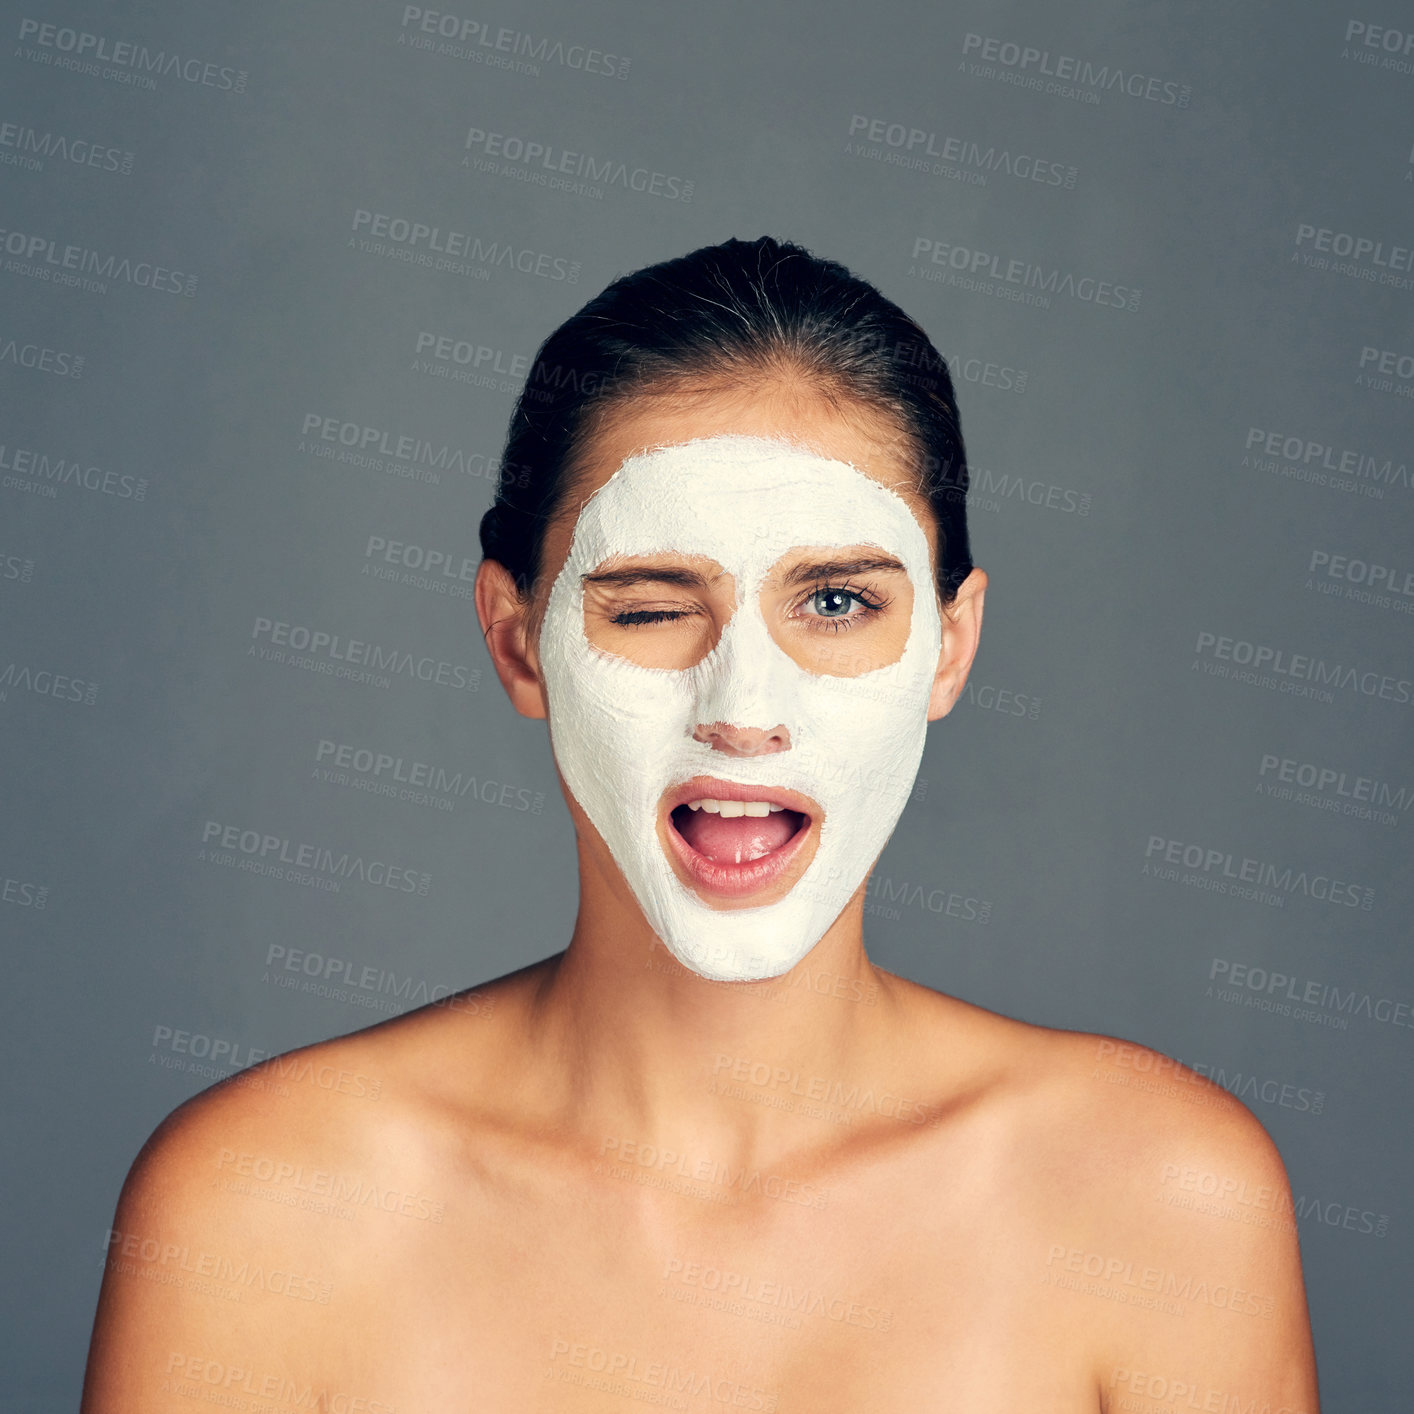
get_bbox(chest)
[333,1156,1102,1413]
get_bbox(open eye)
[792,582,890,630]
[804,587,866,618]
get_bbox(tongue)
[675,809,800,864]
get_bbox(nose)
[692,721,792,756]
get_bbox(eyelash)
[610,608,691,627]
[608,581,891,632]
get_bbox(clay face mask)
[538,433,942,982]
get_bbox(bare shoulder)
[900,986,1293,1196]
[81,973,526,1412]
[891,985,1317,1410]
[1039,1025,1291,1179]
[975,1016,1317,1411]
[939,1009,1301,1247]
[114,975,511,1206]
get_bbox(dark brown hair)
[480,235,972,604]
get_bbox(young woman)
[83,237,1319,1413]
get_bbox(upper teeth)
[686,799,784,817]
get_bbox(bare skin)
[83,380,1319,1413]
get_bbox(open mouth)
[662,781,815,900]
[671,798,807,862]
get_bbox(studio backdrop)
[2,1,1411,1407]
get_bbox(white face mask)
[539,433,942,982]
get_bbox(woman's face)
[533,386,941,668]
[523,385,964,983]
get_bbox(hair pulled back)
[479,235,972,605]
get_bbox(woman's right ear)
[474,559,549,720]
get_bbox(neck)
[515,843,919,1174]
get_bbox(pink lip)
[660,775,818,901]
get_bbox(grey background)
[2,0,1411,1406]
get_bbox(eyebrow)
[581,566,715,590]
[778,554,907,587]
[581,554,908,591]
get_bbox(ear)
[475,558,549,720]
[926,566,987,721]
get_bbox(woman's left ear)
[927,567,987,721]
